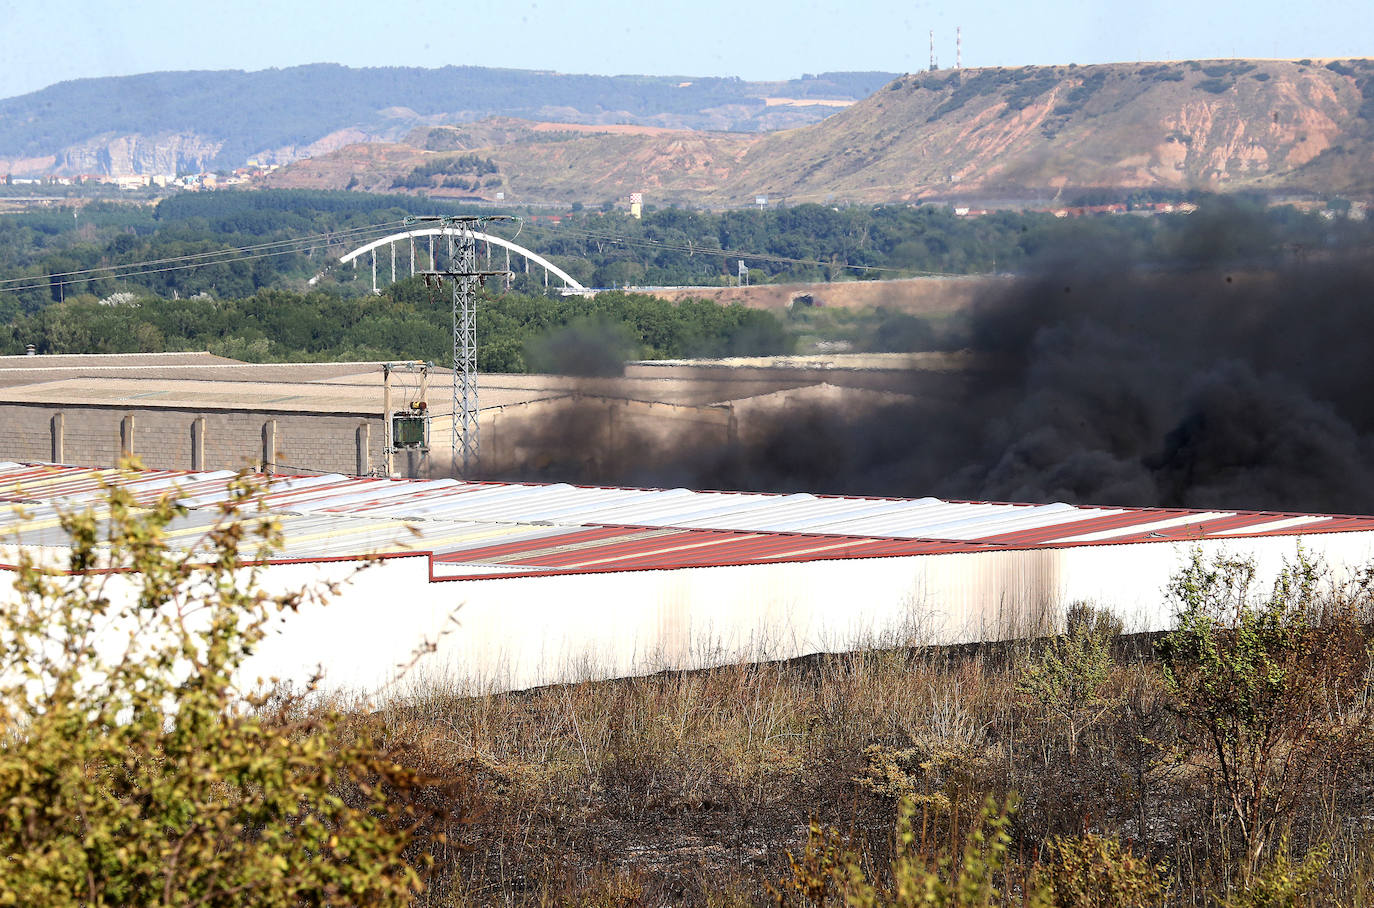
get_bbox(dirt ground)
[643,274,1010,315]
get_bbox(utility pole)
[381,360,431,478]
[410,215,513,478]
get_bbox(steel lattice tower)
[449,222,479,475]
[410,214,513,478]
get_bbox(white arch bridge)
[316,227,588,294]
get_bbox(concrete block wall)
[0,405,388,477]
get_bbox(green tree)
[0,468,427,905]
[1158,549,1374,880]
[1017,603,1118,759]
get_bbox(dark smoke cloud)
[524,317,634,377]
[946,258,1374,511]
[487,247,1374,514]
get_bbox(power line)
[0,244,368,294]
[0,219,414,294]
[0,220,403,286]
[0,211,968,298]
[516,222,967,278]
[1,220,410,289]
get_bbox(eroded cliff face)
[248,129,384,167]
[1151,75,1351,185]
[54,133,224,176]
[262,60,1374,206]
[720,60,1373,203]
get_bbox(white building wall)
[230,531,1374,696]
[5,533,1373,698]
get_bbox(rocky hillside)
[0,65,892,177]
[734,58,1374,202]
[265,59,1374,204]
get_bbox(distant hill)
[0,65,895,177]
[265,59,1374,204]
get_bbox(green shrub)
[0,468,427,906]
[1017,604,1117,758]
[1227,840,1330,908]
[1037,833,1169,907]
[772,795,1044,907]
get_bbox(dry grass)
[346,626,1374,906]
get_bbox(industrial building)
[0,351,955,478]
[2,461,1371,695]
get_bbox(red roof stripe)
[429,525,638,563]
[514,530,713,568]
[1148,514,1301,539]
[542,532,769,570]
[978,509,1187,545]
[1243,517,1374,535]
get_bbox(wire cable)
[0,218,414,293]
[513,222,967,278]
[0,219,408,287]
[1,211,965,297]
[265,460,339,476]
[0,221,385,287]
[1,244,354,294]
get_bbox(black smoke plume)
[524,317,634,377]
[487,248,1374,513]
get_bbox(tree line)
[0,282,791,372]
[2,190,1369,322]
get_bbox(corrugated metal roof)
[1,462,1371,581]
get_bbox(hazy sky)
[1,0,1368,99]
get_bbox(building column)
[119,414,135,461]
[50,412,64,464]
[356,423,371,477]
[261,419,277,474]
[191,416,207,471]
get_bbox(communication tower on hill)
[957,26,962,69]
[929,30,936,71]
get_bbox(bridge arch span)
[333,227,586,293]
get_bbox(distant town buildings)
[952,201,1200,219]
[1,162,280,192]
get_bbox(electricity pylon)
[411,215,513,477]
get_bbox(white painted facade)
[6,462,1374,697]
[213,531,1374,695]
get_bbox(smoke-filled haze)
[489,239,1374,515]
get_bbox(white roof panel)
[2,464,1370,576]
